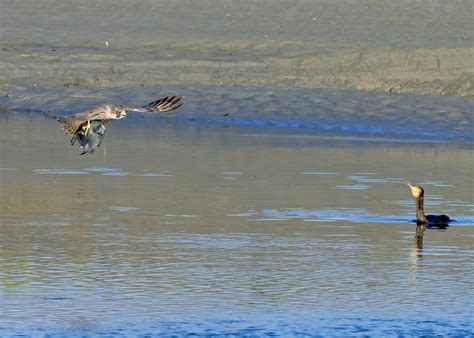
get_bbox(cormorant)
[407,183,451,227]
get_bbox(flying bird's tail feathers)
[43,111,68,123]
[43,111,59,120]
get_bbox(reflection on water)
[410,224,427,261]
[0,114,473,335]
[414,224,427,252]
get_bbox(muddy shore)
[1,0,473,97]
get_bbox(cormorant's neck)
[415,195,427,224]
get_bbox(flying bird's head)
[407,183,424,199]
[108,105,127,119]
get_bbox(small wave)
[347,175,405,184]
[84,167,123,172]
[134,172,175,177]
[300,171,338,175]
[109,206,140,212]
[42,296,73,301]
[34,169,89,175]
[333,185,372,190]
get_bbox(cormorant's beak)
[407,183,417,197]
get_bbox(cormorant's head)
[408,183,424,198]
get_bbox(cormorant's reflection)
[409,224,427,277]
[410,224,427,259]
[414,224,426,251]
[411,223,450,260]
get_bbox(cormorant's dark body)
[425,214,451,225]
[71,120,106,155]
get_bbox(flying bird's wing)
[129,95,183,113]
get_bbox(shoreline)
[1,84,472,144]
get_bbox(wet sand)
[1,0,473,97]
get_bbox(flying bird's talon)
[82,120,91,135]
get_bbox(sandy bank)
[1,0,473,96]
[1,42,473,96]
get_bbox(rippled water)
[0,112,473,336]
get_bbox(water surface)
[1,112,473,335]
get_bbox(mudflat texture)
[1,0,473,96]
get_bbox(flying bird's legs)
[82,120,91,135]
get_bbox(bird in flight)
[44,95,183,154]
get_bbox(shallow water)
[0,111,473,335]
